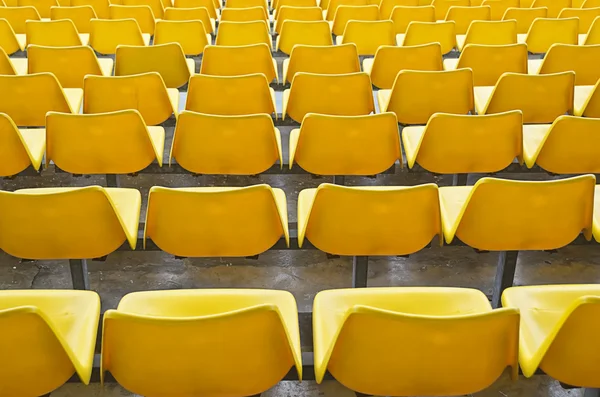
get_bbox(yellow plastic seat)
[17,0,57,17]
[531,0,570,18]
[502,284,600,387]
[115,43,194,88]
[123,0,164,18]
[444,5,490,34]
[283,43,359,84]
[0,73,81,126]
[171,112,282,175]
[72,0,110,18]
[0,113,44,176]
[336,20,395,56]
[330,5,378,36]
[283,72,374,122]
[164,7,215,32]
[0,46,26,74]
[298,184,440,254]
[0,6,41,34]
[46,110,164,174]
[0,185,141,258]
[432,0,468,20]
[0,290,100,397]
[390,5,434,33]
[225,0,267,10]
[574,81,600,117]
[581,15,600,44]
[364,43,443,89]
[528,44,600,86]
[522,116,600,173]
[144,185,289,256]
[518,17,578,54]
[443,43,527,86]
[174,0,218,16]
[27,45,113,88]
[153,20,210,55]
[584,0,600,6]
[324,0,368,21]
[0,18,25,54]
[313,287,519,396]
[403,111,522,174]
[83,72,178,125]
[89,19,150,54]
[379,0,418,19]
[397,20,456,54]
[50,5,97,33]
[474,71,574,123]
[221,5,267,22]
[186,73,276,116]
[289,113,401,176]
[274,0,316,15]
[26,19,89,46]
[102,289,300,397]
[481,0,518,20]
[200,44,277,83]
[276,20,332,54]
[456,20,516,51]
[109,4,155,34]
[215,20,272,48]
[502,6,547,34]
[378,68,474,125]
[439,175,594,249]
[274,6,322,33]
[559,7,600,34]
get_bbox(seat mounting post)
[69,259,90,290]
[491,251,519,308]
[352,256,368,288]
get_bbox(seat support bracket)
[492,251,519,308]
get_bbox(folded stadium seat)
[530,0,570,18]
[274,0,316,16]
[0,47,26,74]
[274,6,323,33]
[153,20,211,55]
[475,71,574,123]
[456,20,516,51]
[574,80,600,117]
[0,6,41,36]
[364,43,443,89]
[559,7,600,37]
[439,175,594,249]
[397,20,456,54]
[225,0,268,11]
[403,110,522,174]
[72,0,110,18]
[89,19,151,54]
[444,5,490,34]
[174,0,219,15]
[324,0,368,21]
[289,113,401,176]
[17,0,57,17]
[220,5,268,22]
[522,116,600,173]
[481,0,518,20]
[283,72,374,122]
[336,20,394,56]
[502,285,600,387]
[0,113,44,176]
[528,44,600,86]
[276,20,332,54]
[443,43,528,86]
[581,16,600,44]
[518,17,578,54]
[0,185,141,258]
[109,4,155,34]
[216,20,272,48]
[378,68,474,125]
[502,6,547,34]
[0,73,81,126]
[330,5,378,36]
[123,0,164,18]
[432,0,469,20]
[313,287,519,396]
[144,185,289,256]
[283,44,360,84]
[171,112,282,174]
[390,6,435,34]
[28,45,113,88]
[83,72,178,125]
[0,290,100,397]
[0,20,25,54]
[298,183,441,254]
[102,290,301,396]
[186,73,276,116]
[379,0,418,19]
[50,5,97,33]
[200,44,278,83]
[46,110,164,174]
[26,19,89,46]
[164,7,215,33]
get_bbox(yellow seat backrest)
[531,0,570,18]
[274,0,316,15]
[72,0,110,18]
[0,112,44,176]
[200,44,276,82]
[0,18,21,54]
[220,5,267,21]
[17,0,57,18]
[123,0,164,18]
[445,5,491,34]
[89,18,146,54]
[501,6,547,33]
[463,19,517,47]
[538,43,600,85]
[403,20,456,53]
[340,20,395,56]
[278,20,332,54]
[164,6,215,26]
[215,20,271,47]
[525,17,578,53]
[379,0,418,19]
[26,19,82,47]
[275,6,322,33]
[109,4,155,33]
[331,4,378,35]
[153,20,210,55]
[456,43,527,86]
[432,0,469,20]
[0,6,40,33]
[325,0,368,20]
[558,7,600,33]
[174,0,217,16]
[285,43,359,83]
[481,0,518,20]
[27,45,103,88]
[50,5,97,33]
